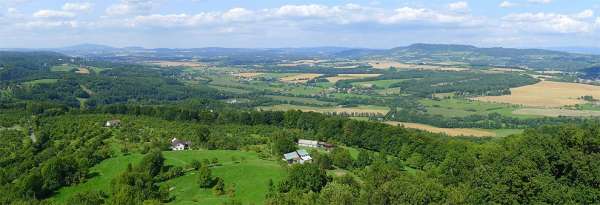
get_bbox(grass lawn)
[50,150,286,205]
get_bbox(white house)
[283,149,312,164]
[171,138,191,151]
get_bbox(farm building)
[298,139,335,149]
[298,139,319,147]
[171,138,191,151]
[105,119,121,127]
[283,149,312,164]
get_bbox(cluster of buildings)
[283,139,334,164]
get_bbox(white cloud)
[381,7,473,25]
[499,1,518,8]
[62,2,92,12]
[574,9,594,19]
[528,0,552,4]
[274,4,331,18]
[106,0,154,16]
[448,1,469,11]
[33,10,75,18]
[222,8,254,21]
[503,11,596,33]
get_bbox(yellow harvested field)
[474,81,600,107]
[384,121,496,137]
[258,104,389,115]
[280,73,323,83]
[367,61,468,71]
[148,61,205,67]
[513,108,600,117]
[75,67,90,74]
[235,72,264,78]
[326,74,382,83]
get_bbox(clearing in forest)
[279,73,323,83]
[384,121,497,137]
[325,74,382,83]
[235,72,264,78]
[474,81,600,107]
[75,67,90,74]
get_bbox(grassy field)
[51,150,286,205]
[267,95,335,106]
[23,79,58,85]
[51,64,77,72]
[325,74,382,83]
[420,98,537,118]
[513,108,600,117]
[474,81,600,107]
[258,104,390,115]
[351,79,409,88]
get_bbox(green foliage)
[198,164,214,188]
[66,190,106,205]
[319,182,356,205]
[331,148,354,169]
[271,131,297,155]
[212,177,225,196]
[279,163,329,193]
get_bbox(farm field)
[279,73,323,83]
[366,61,468,71]
[513,108,600,117]
[258,104,390,115]
[267,95,335,106]
[325,74,381,83]
[384,121,499,137]
[50,150,286,205]
[420,98,536,118]
[474,81,600,107]
[351,79,409,88]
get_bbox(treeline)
[386,108,591,129]
[335,70,538,97]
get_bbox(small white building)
[171,138,191,151]
[105,120,121,127]
[298,139,319,148]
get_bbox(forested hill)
[0,52,225,108]
[337,43,600,71]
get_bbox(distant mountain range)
[2,43,600,71]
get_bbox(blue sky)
[0,0,599,48]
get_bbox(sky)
[0,0,599,48]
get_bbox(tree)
[66,190,106,205]
[279,163,329,193]
[213,177,225,196]
[271,131,296,155]
[138,150,165,177]
[331,148,353,169]
[197,165,213,188]
[319,182,356,205]
[193,126,210,147]
[313,152,333,170]
[355,149,373,168]
[190,159,201,171]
